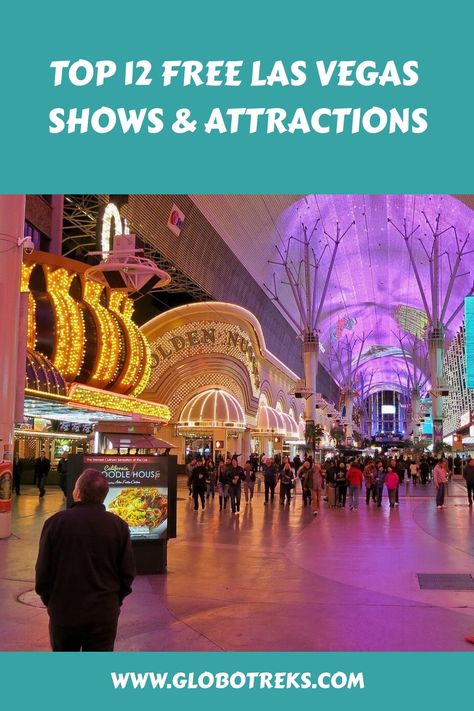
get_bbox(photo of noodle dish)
[104,486,168,538]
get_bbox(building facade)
[141,302,336,463]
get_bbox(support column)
[241,428,252,463]
[15,292,28,423]
[406,401,413,439]
[50,194,64,255]
[428,326,445,443]
[0,195,26,539]
[344,390,354,443]
[303,333,319,421]
[411,389,420,440]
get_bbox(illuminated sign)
[330,315,357,341]
[422,417,433,436]
[0,463,12,514]
[381,405,396,414]
[466,297,474,389]
[33,417,52,432]
[15,417,34,431]
[395,305,429,339]
[83,455,170,540]
[57,421,93,434]
[460,411,471,428]
[150,321,261,393]
[101,203,122,258]
[167,204,185,236]
[21,259,152,396]
[373,434,402,442]
[68,383,171,422]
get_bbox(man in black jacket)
[13,454,23,495]
[190,456,207,510]
[57,451,69,496]
[34,453,50,498]
[35,468,135,651]
[464,457,474,507]
[263,458,278,505]
[228,456,245,514]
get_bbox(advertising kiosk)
[67,453,177,574]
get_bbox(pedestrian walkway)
[1,481,473,651]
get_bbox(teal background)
[1,0,472,193]
[465,298,474,388]
[1,651,474,707]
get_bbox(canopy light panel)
[193,195,474,390]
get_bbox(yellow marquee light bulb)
[68,383,171,422]
[20,263,34,292]
[109,292,151,395]
[26,293,36,350]
[21,264,37,350]
[47,267,85,381]
[83,280,121,389]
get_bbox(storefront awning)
[178,389,246,429]
[253,406,299,439]
[105,434,176,449]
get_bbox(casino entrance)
[178,389,248,463]
[183,433,214,460]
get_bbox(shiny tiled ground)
[1,479,474,651]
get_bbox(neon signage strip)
[68,383,171,422]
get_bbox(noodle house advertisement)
[68,455,177,541]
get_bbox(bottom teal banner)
[1,652,472,708]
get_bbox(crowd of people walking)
[185,451,474,514]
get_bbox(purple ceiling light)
[263,216,354,425]
[388,202,474,441]
[392,333,430,440]
[277,195,474,397]
[328,332,371,442]
[190,194,474,431]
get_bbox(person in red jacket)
[347,462,363,510]
[385,467,399,508]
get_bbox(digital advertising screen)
[82,455,170,540]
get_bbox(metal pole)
[303,335,319,421]
[345,390,354,442]
[432,226,440,324]
[411,389,420,439]
[428,328,444,444]
[0,195,26,539]
[14,292,28,423]
[50,194,64,256]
